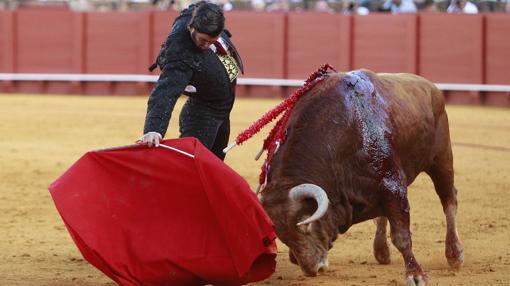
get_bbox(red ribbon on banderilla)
[223,64,336,193]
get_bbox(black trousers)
[179,99,230,161]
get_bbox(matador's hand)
[137,132,162,147]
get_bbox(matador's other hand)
[137,132,162,147]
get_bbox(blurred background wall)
[0,3,509,106]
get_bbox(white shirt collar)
[209,37,228,53]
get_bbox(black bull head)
[259,70,464,286]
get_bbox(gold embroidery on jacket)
[217,54,239,82]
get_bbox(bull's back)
[378,72,445,118]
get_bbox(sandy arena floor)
[0,94,509,286]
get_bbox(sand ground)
[0,94,509,286]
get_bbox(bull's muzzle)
[300,256,330,277]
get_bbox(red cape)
[49,138,277,286]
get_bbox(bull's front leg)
[383,184,426,286]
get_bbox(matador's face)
[188,27,220,51]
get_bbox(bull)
[259,69,464,285]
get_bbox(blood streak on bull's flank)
[339,71,408,207]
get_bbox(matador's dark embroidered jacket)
[143,4,243,140]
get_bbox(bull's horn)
[289,184,329,226]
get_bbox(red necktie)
[213,41,228,55]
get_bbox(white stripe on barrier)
[434,83,510,92]
[0,73,158,82]
[1,73,509,92]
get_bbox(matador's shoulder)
[159,28,202,72]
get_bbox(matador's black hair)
[188,1,225,37]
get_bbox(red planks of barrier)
[419,13,483,83]
[240,85,286,98]
[1,10,509,105]
[484,14,510,106]
[0,11,15,93]
[485,14,510,85]
[442,90,481,105]
[84,12,151,95]
[286,12,350,78]
[85,12,151,74]
[0,11,15,73]
[420,13,483,105]
[16,8,75,73]
[352,14,417,74]
[113,82,150,96]
[227,11,285,79]
[15,8,77,94]
[227,11,286,97]
[481,91,510,107]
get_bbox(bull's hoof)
[446,242,464,269]
[374,247,391,265]
[447,251,464,269]
[406,274,426,286]
[373,237,391,265]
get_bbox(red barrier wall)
[0,11,14,73]
[485,14,510,85]
[84,11,151,95]
[286,12,351,78]
[484,14,510,106]
[85,12,151,74]
[14,8,78,93]
[227,11,286,78]
[419,13,484,104]
[0,11,15,92]
[419,13,484,83]
[352,14,417,74]
[227,11,286,97]
[16,9,75,73]
[0,10,509,106]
